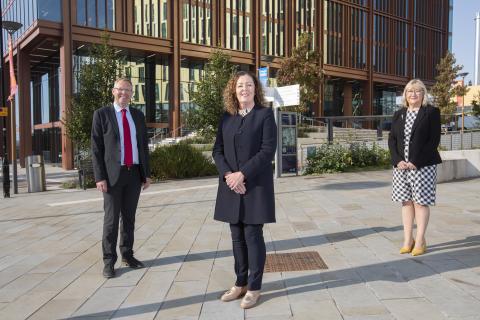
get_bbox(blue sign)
[258,67,268,87]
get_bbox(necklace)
[239,108,251,117]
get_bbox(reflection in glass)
[77,0,86,25]
[87,0,96,27]
[37,0,62,22]
[135,0,168,38]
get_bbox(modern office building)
[1,0,452,169]
[475,11,480,85]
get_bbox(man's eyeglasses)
[406,89,423,95]
[114,88,132,93]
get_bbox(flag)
[8,33,17,101]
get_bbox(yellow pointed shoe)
[411,242,427,256]
[399,240,415,254]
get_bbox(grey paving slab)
[382,298,447,320]
[0,170,478,319]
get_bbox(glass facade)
[373,0,408,18]
[323,80,344,117]
[180,59,205,124]
[76,0,115,30]
[7,0,451,168]
[73,48,170,138]
[373,14,388,73]
[414,0,445,28]
[30,63,62,163]
[31,69,60,125]
[413,26,443,79]
[1,0,62,51]
[225,0,250,51]
[448,0,453,51]
[324,1,343,66]
[134,0,169,38]
[261,0,285,56]
[351,6,367,69]
[124,55,170,128]
[373,88,398,116]
[295,0,315,48]
[32,127,61,163]
[413,0,445,79]
[182,0,212,45]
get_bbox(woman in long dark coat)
[212,71,277,309]
[388,79,442,256]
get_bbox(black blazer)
[212,105,277,224]
[388,104,442,168]
[91,105,151,186]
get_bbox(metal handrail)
[149,125,193,145]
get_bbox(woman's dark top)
[212,105,277,224]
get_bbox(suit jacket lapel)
[107,105,120,140]
[399,108,407,142]
[410,106,426,136]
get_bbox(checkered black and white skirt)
[392,165,437,206]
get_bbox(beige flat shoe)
[240,290,261,309]
[220,286,247,302]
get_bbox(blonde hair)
[223,71,266,115]
[114,77,133,88]
[402,79,429,108]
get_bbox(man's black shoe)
[122,256,145,269]
[103,264,115,278]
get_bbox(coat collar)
[410,106,426,136]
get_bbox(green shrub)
[305,144,352,174]
[150,143,217,180]
[61,176,96,189]
[61,180,79,189]
[305,143,390,174]
[178,139,214,152]
[180,136,214,144]
[350,143,390,167]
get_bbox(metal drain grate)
[264,251,328,272]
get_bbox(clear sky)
[452,1,480,84]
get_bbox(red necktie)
[121,109,133,167]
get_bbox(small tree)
[64,32,121,152]
[277,33,323,114]
[431,52,468,117]
[472,90,480,117]
[186,50,237,139]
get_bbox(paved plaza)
[0,169,479,319]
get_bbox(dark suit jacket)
[91,105,151,186]
[388,104,442,169]
[212,105,277,224]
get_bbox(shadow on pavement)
[318,181,390,190]
[65,242,480,319]
[144,225,403,267]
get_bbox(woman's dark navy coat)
[212,105,277,224]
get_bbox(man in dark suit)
[92,77,151,278]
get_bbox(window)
[324,1,343,66]
[76,0,114,30]
[260,0,284,56]
[134,0,168,38]
[295,0,315,48]
[182,0,212,45]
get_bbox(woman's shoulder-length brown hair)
[223,71,267,115]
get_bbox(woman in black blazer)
[388,79,442,256]
[212,71,277,309]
